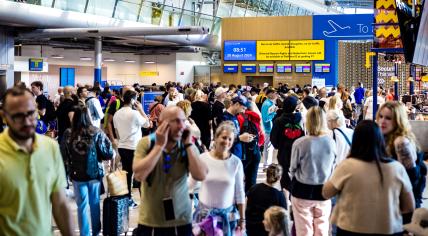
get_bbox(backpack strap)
[333,128,352,146]
[145,133,188,187]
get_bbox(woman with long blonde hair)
[376,101,426,207]
[289,106,336,236]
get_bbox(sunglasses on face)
[5,110,37,123]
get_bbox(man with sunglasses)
[132,106,208,236]
[0,86,73,236]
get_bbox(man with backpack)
[85,88,104,128]
[132,106,208,236]
[237,101,264,192]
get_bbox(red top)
[237,110,265,147]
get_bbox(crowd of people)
[0,79,426,236]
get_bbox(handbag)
[106,160,129,197]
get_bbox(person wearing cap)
[217,95,255,160]
[271,96,304,192]
[212,87,228,134]
[261,88,279,168]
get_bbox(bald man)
[0,86,73,236]
[133,106,208,236]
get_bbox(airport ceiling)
[325,0,373,9]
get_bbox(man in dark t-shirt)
[31,81,55,124]
[56,86,76,142]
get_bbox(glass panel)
[199,15,213,29]
[160,5,181,26]
[200,1,214,16]
[245,8,257,16]
[231,4,246,17]
[54,0,87,12]
[151,2,163,25]
[86,0,116,17]
[180,9,196,26]
[246,0,258,14]
[41,0,53,7]
[216,2,232,17]
[114,0,141,21]
[211,17,221,35]
[165,0,184,8]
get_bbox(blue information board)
[224,64,239,73]
[141,92,164,114]
[29,58,43,71]
[241,64,257,73]
[224,41,257,61]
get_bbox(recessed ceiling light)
[144,61,155,64]
[125,59,136,63]
[104,58,115,62]
[51,55,64,59]
[80,57,92,61]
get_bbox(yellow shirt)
[0,129,66,236]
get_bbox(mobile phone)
[163,198,176,221]
[182,129,190,141]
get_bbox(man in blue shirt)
[354,82,365,121]
[261,88,278,168]
[218,95,254,159]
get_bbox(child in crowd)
[263,206,290,236]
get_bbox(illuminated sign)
[241,64,257,73]
[314,63,330,73]
[224,64,238,73]
[224,41,257,61]
[295,64,311,73]
[277,64,292,73]
[29,58,43,71]
[256,40,324,61]
[140,71,159,77]
[259,64,274,73]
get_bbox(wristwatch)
[184,143,193,149]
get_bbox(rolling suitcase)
[102,194,130,236]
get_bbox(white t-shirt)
[196,152,245,209]
[364,96,385,120]
[329,126,353,165]
[113,107,149,150]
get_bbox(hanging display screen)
[223,64,239,73]
[295,64,311,73]
[241,64,257,73]
[224,41,257,61]
[277,64,292,73]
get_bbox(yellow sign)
[289,40,324,60]
[139,71,159,77]
[365,52,376,68]
[256,40,324,61]
[257,41,290,60]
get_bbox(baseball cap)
[215,87,228,97]
[231,95,248,106]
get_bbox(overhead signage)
[141,92,163,114]
[140,71,159,77]
[241,64,257,73]
[259,64,274,73]
[256,40,324,61]
[295,64,311,73]
[223,64,238,73]
[224,41,256,61]
[314,63,331,73]
[277,64,292,73]
[29,58,43,71]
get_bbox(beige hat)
[215,87,228,97]
[404,208,428,236]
